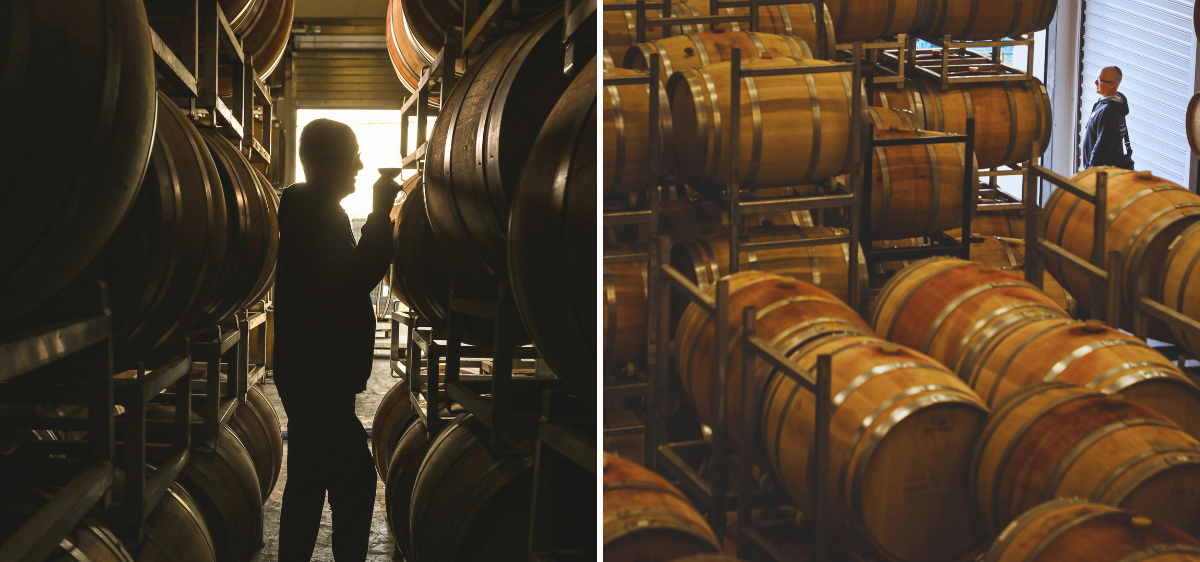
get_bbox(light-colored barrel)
[1045,168,1200,335]
[954,235,1075,312]
[670,57,859,188]
[603,244,649,366]
[945,206,1026,239]
[625,31,813,84]
[670,225,867,305]
[675,273,871,448]
[972,383,1200,536]
[603,453,721,562]
[983,498,1200,562]
[603,0,713,65]
[919,0,1057,40]
[658,196,815,243]
[760,334,988,562]
[874,78,1052,169]
[871,258,1069,375]
[604,67,674,197]
[826,0,928,42]
[869,128,978,238]
[1161,221,1200,359]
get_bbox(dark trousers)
[277,388,377,562]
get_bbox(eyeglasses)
[316,152,361,162]
[1095,79,1116,84]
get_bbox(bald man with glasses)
[1081,66,1135,170]
[273,118,402,561]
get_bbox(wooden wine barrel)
[954,235,1076,312]
[675,273,872,447]
[671,225,868,305]
[509,58,597,400]
[972,383,1200,536]
[227,385,284,500]
[867,106,919,130]
[371,379,415,479]
[870,237,926,276]
[603,410,646,465]
[872,258,1069,373]
[635,1,835,59]
[945,206,1026,239]
[0,0,156,326]
[425,12,574,285]
[603,453,721,562]
[603,66,674,198]
[826,0,927,42]
[959,316,1200,437]
[243,167,279,309]
[219,0,265,32]
[386,0,441,101]
[238,0,295,76]
[624,31,814,84]
[390,178,498,346]
[139,483,218,562]
[410,414,535,562]
[604,245,649,366]
[51,520,135,562]
[384,419,432,562]
[1045,168,1200,335]
[983,498,1200,562]
[918,0,1057,41]
[402,0,557,80]
[669,57,859,188]
[88,92,226,366]
[603,0,719,65]
[760,334,988,562]
[868,128,978,238]
[659,196,815,243]
[1162,222,1200,359]
[874,78,1052,168]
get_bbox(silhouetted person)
[1081,66,1134,169]
[273,118,400,561]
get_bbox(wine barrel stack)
[0,0,289,559]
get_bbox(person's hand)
[372,176,402,215]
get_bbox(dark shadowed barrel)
[228,385,284,500]
[0,0,156,326]
[139,483,219,562]
[372,379,415,479]
[509,56,597,401]
[384,419,433,562]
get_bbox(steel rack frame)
[620,0,833,60]
[601,54,664,469]
[0,281,117,561]
[907,34,1036,90]
[837,34,908,89]
[736,308,834,562]
[654,44,866,544]
[529,388,597,562]
[858,119,976,299]
[1020,145,1123,327]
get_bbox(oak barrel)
[139,484,218,562]
[603,409,646,465]
[1162,222,1200,359]
[659,196,815,243]
[602,66,674,198]
[386,0,444,100]
[760,334,988,562]
[409,414,535,562]
[603,453,721,562]
[226,385,284,501]
[0,0,156,326]
[918,0,1057,40]
[510,56,597,399]
[874,78,1052,169]
[219,0,265,32]
[671,225,868,305]
[826,0,928,42]
[371,379,415,479]
[868,128,978,238]
[871,258,1068,375]
[945,206,1026,239]
[959,316,1200,437]
[954,235,1075,312]
[972,383,1200,536]
[1045,167,1200,335]
[390,177,497,345]
[238,0,294,76]
[384,419,432,562]
[50,520,135,562]
[683,2,837,57]
[675,273,871,448]
[424,11,575,286]
[669,57,859,188]
[983,498,1200,562]
[603,245,649,367]
[624,31,813,84]
[603,0,713,65]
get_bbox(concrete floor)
[249,332,399,562]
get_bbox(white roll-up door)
[1078,0,1197,186]
[293,48,406,110]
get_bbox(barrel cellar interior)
[602,0,1200,561]
[0,0,597,561]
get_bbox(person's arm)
[341,175,403,295]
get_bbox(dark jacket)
[273,182,393,400]
[1081,93,1133,169]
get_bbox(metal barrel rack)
[601,53,664,468]
[622,0,833,60]
[907,34,1036,90]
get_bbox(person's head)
[1095,66,1122,97]
[299,119,362,199]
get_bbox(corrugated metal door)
[1078,0,1197,186]
[293,50,406,110]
